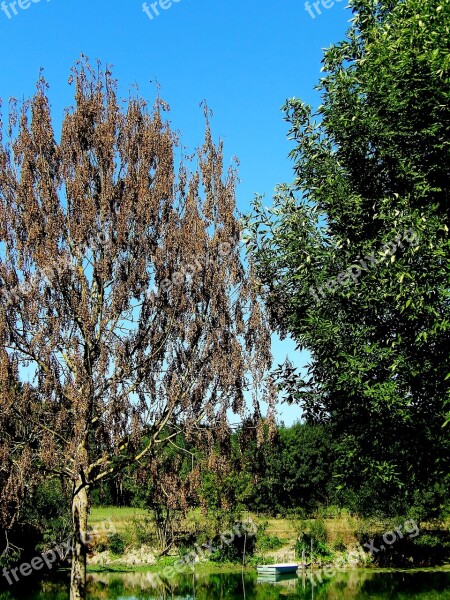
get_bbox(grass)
[89,506,359,560]
[90,506,148,534]
[89,506,359,540]
[87,561,256,574]
[89,506,450,569]
[262,513,359,547]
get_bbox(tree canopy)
[245,0,450,517]
[0,59,272,599]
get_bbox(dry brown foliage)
[0,58,273,596]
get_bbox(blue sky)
[0,0,351,424]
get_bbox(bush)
[256,533,283,552]
[245,554,275,566]
[309,518,327,545]
[95,540,108,553]
[295,518,332,559]
[208,530,257,563]
[108,533,125,556]
[353,517,379,542]
[130,513,153,546]
[333,535,346,552]
[0,479,71,570]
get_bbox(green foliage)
[108,533,126,556]
[245,0,450,519]
[23,479,71,549]
[86,422,338,535]
[0,478,70,569]
[206,526,257,564]
[238,422,335,515]
[333,534,346,552]
[354,524,450,567]
[95,540,108,553]
[309,518,328,546]
[156,555,179,568]
[254,521,283,552]
[256,533,283,552]
[295,518,332,559]
[130,513,153,546]
[414,533,444,549]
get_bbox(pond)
[1,568,450,599]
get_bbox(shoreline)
[85,561,450,575]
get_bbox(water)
[1,568,450,599]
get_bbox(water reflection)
[87,568,450,599]
[257,572,299,584]
[1,568,450,599]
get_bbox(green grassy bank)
[87,507,450,572]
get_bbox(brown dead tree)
[0,59,272,599]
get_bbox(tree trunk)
[70,481,89,600]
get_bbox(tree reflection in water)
[1,568,450,599]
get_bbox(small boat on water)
[256,563,299,575]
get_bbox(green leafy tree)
[245,0,450,517]
[239,422,334,515]
[273,423,334,513]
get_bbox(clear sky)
[0,0,351,424]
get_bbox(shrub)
[95,540,108,553]
[309,518,327,545]
[108,533,125,556]
[295,518,332,559]
[333,535,346,552]
[130,513,153,546]
[208,530,257,563]
[256,534,283,552]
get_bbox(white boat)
[256,563,299,574]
